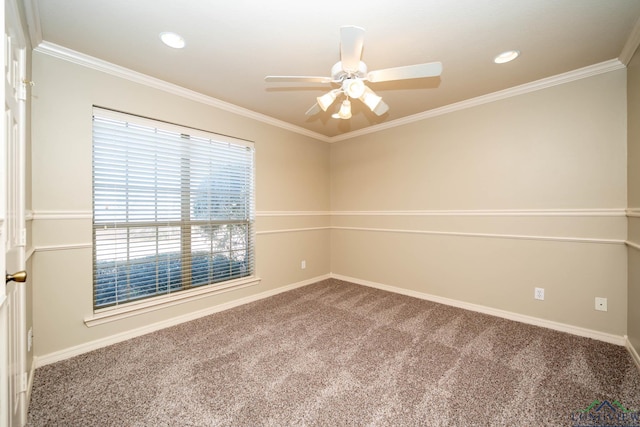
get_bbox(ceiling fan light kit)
[332,100,352,120]
[265,25,442,120]
[360,86,383,111]
[317,90,338,111]
[343,78,366,98]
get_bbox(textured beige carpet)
[27,279,640,426]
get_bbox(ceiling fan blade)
[305,103,321,116]
[265,76,333,83]
[367,61,442,83]
[340,26,365,73]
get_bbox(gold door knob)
[5,271,27,284]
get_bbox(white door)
[1,0,28,426]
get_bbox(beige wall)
[30,52,330,357]
[31,47,633,360]
[628,45,640,356]
[331,70,628,335]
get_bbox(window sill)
[84,276,261,327]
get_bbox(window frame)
[86,107,259,326]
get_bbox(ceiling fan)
[265,25,442,119]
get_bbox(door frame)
[2,0,29,426]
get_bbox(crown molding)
[620,15,640,65]
[34,41,332,143]
[33,41,625,145]
[329,59,625,143]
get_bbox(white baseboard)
[34,274,330,368]
[627,336,640,373]
[330,273,627,346]
[34,272,632,368]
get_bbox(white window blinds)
[92,107,255,309]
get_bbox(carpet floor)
[27,279,640,426]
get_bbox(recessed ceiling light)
[160,32,185,49]
[494,50,520,64]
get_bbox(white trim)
[32,208,626,220]
[25,210,33,221]
[620,15,640,65]
[28,232,625,252]
[31,210,92,220]
[34,243,91,252]
[330,59,625,142]
[34,42,332,143]
[30,210,332,219]
[28,208,627,249]
[25,207,629,250]
[85,276,262,327]
[627,336,640,373]
[35,274,330,367]
[30,228,623,248]
[332,226,625,246]
[627,241,640,251]
[256,211,331,217]
[627,209,640,218]
[331,273,626,346]
[25,247,34,262]
[332,208,626,217]
[256,226,331,235]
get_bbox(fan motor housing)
[332,61,368,81]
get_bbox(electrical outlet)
[595,297,607,312]
[301,260,306,270]
[534,287,544,300]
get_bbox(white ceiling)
[28,0,640,139]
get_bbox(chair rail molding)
[332,208,626,217]
[332,226,625,246]
[31,210,92,220]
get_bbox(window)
[92,107,255,310]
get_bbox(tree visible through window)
[92,108,255,309]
